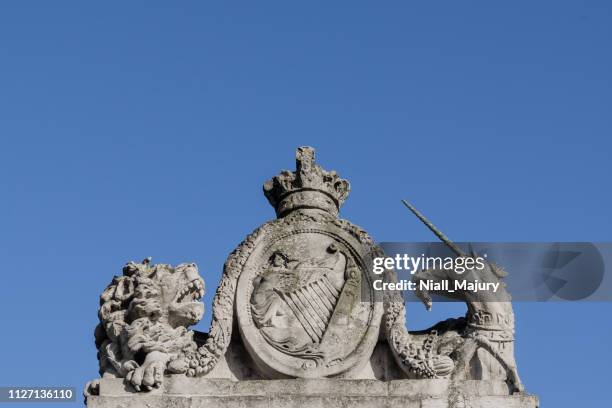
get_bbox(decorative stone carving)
[404,201,523,393]
[87,259,205,394]
[86,146,536,408]
[383,284,456,379]
[235,147,383,377]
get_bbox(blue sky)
[0,1,611,406]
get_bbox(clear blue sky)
[1,1,610,406]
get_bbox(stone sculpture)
[404,201,523,393]
[86,147,537,408]
[87,259,205,394]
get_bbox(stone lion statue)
[87,258,205,394]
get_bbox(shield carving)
[234,147,382,378]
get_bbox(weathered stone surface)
[235,147,385,379]
[404,201,523,392]
[89,260,205,394]
[88,394,538,408]
[235,212,384,378]
[89,377,538,408]
[86,147,538,407]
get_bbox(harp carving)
[250,244,349,354]
[275,274,341,343]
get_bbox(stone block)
[90,377,539,408]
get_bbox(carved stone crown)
[263,146,350,217]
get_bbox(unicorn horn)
[401,200,465,257]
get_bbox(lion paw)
[126,358,165,392]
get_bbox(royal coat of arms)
[87,146,529,405]
[234,146,383,378]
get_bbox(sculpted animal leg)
[473,335,523,393]
[451,338,479,381]
[126,350,170,392]
[412,270,434,310]
[412,268,453,310]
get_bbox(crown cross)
[263,147,350,217]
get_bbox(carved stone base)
[87,377,539,408]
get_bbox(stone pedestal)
[87,377,539,408]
